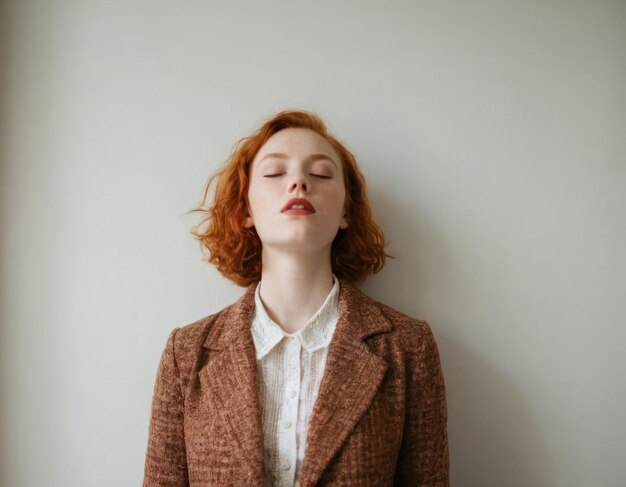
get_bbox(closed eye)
[264,173,331,179]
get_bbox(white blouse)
[251,274,340,487]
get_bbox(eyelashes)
[264,173,331,179]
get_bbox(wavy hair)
[187,109,395,287]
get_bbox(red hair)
[187,109,395,287]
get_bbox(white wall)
[1,1,624,485]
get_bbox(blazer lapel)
[198,282,265,484]
[299,278,393,486]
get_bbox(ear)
[339,212,349,230]
[242,198,254,228]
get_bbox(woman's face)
[244,128,349,255]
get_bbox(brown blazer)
[143,277,449,486]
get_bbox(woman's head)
[188,109,394,287]
[243,127,349,263]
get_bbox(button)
[290,390,297,398]
[282,460,291,471]
[284,420,292,429]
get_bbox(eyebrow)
[258,152,338,169]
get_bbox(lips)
[281,198,316,213]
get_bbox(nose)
[288,173,309,193]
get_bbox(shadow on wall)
[443,335,555,487]
[362,182,556,487]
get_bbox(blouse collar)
[251,274,340,360]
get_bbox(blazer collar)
[199,276,394,486]
[203,276,392,351]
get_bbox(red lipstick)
[281,198,316,214]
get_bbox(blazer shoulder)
[370,300,446,392]
[371,298,439,354]
[165,304,232,380]
[172,310,219,347]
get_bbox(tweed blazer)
[143,277,449,486]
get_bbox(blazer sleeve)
[143,327,189,487]
[394,321,450,487]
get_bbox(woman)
[143,110,449,486]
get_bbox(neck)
[257,248,335,334]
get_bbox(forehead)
[255,128,339,161]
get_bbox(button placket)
[276,336,301,486]
[252,276,340,487]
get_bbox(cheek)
[320,189,346,218]
[330,185,347,208]
[247,187,273,218]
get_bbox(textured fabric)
[251,274,340,486]
[143,277,449,486]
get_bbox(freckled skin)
[243,128,349,255]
